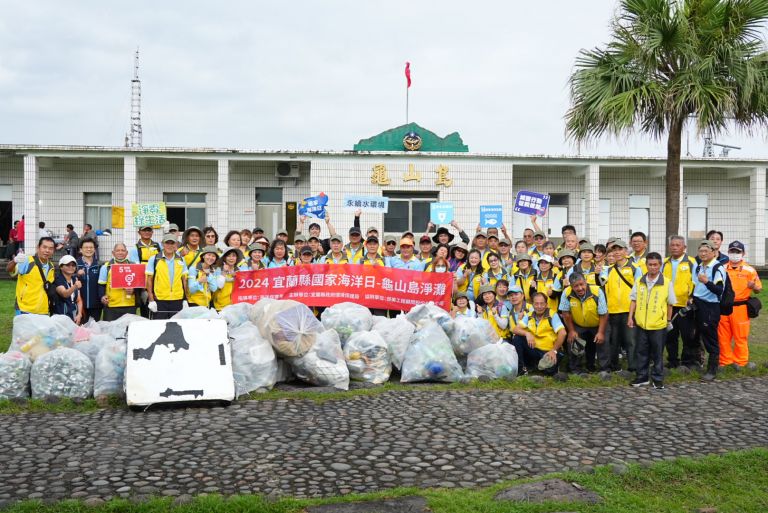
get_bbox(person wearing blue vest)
[76,239,102,321]
[692,239,728,381]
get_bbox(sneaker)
[701,372,716,382]
[652,380,664,390]
[630,378,650,387]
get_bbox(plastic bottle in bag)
[443,317,495,357]
[93,337,127,397]
[405,303,452,331]
[343,331,391,384]
[401,321,464,383]
[220,302,252,328]
[289,329,350,390]
[0,351,32,399]
[11,314,76,361]
[257,300,322,357]
[320,302,374,345]
[31,347,94,399]
[371,316,415,370]
[230,322,278,396]
[466,341,519,380]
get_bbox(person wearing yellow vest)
[512,253,537,302]
[529,230,546,261]
[179,226,204,270]
[8,236,56,315]
[98,243,138,321]
[476,284,510,340]
[128,225,161,318]
[323,235,350,264]
[213,247,248,311]
[456,249,485,303]
[146,233,189,319]
[417,235,434,265]
[629,232,648,273]
[559,272,608,373]
[598,239,641,373]
[662,235,698,369]
[511,292,566,376]
[574,244,599,285]
[344,227,365,264]
[534,254,559,314]
[186,246,220,308]
[627,252,676,389]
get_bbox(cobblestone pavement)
[1,377,767,507]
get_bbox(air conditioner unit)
[276,162,300,178]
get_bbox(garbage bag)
[247,298,278,327]
[72,333,109,364]
[289,329,349,390]
[98,314,147,340]
[230,322,278,396]
[371,315,389,330]
[10,314,76,361]
[274,358,294,383]
[401,321,464,383]
[443,317,495,357]
[320,302,373,345]
[257,300,322,357]
[93,337,127,397]
[466,341,519,380]
[0,351,32,400]
[220,302,251,328]
[31,347,94,399]
[405,303,452,331]
[172,306,221,320]
[372,316,415,370]
[343,331,391,384]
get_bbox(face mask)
[728,253,743,263]
[435,266,447,273]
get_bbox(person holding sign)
[146,234,190,319]
[98,244,138,321]
[187,246,221,308]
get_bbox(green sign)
[132,202,167,228]
[353,123,468,152]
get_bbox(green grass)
[4,449,768,512]
[1,280,767,414]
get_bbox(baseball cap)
[58,255,77,267]
[253,227,264,233]
[474,231,487,239]
[330,234,343,243]
[533,230,546,239]
[537,351,558,371]
[276,228,288,237]
[507,283,523,294]
[728,241,745,253]
[366,235,379,244]
[515,252,533,263]
[366,226,378,234]
[161,233,178,244]
[499,238,511,246]
[487,233,499,240]
[611,239,628,249]
[384,235,398,244]
[538,254,555,265]
[419,235,432,244]
[300,246,314,256]
[399,237,414,247]
[294,232,306,243]
[699,239,716,250]
[138,225,153,231]
[349,226,362,236]
[166,223,180,232]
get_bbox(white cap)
[539,254,555,264]
[59,255,77,267]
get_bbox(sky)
[2,1,767,158]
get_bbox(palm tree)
[566,0,768,239]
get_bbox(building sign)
[371,164,453,187]
[403,164,422,182]
[371,164,392,186]
[232,264,453,311]
[343,195,389,213]
[514,190,550,216]
[430,202,454,224]
[479,205,503,228]
[132,202,167,228]
[298,193,329,219]
[110,264,147,289]
[403,131,422,151]
[435,165,452,187]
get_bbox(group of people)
[8,209,762,389]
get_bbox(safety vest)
[634,274,669,330]
[662,255,696,308]
[136,241,160,263]
[343,244,364,264]
[509,302,533,326]
[480,302,509,339]
[604,261,637,314]
[188,265,215,307]
[565,285,602,328]
[484,269,510,290]
[150,255,187,301]
[100,260,137,308]
[535,271,559,314]
[15,256,55,314]
[630,252,648,274]
[361,255,386,266]
[325,252,349,265]
[523,312,561,352]
[515,271,536,302]
[574,262,598,285]
[181,246,202,269]
[212,267,237,311]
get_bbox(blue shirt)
[76,257,101,309]
[15,258,52,277]
[558,287,608,315]
[387,256,426,271]
[188,266,221,294]
[692,259,726,303]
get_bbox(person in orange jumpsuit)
[718,241,762,368]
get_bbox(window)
[629,194,650,238]
[383,191,439,233]
[687,194,708,240]
[163,193,206,231]
[84,193,112,231]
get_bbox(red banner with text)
[232,264,452,311]
[109,264,146,289]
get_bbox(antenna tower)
[126,48,143,147]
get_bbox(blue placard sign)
[479,205,503,228]
[514,191,550,216]
[430,202,454,224]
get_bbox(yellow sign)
[435,165,453,187]
[371,164,391,185]
[112,206,125,229]
[403,164,422,182]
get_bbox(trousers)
[717,304,750,366]
[665,305,699,367]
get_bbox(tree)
[565,0,768,239]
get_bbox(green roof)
[353,123,468,152]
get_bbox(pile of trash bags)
[0,300,519,403]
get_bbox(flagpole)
[406,86,409,124]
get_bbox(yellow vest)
[515,272,536,302]
[362,255,386,266]
[574,263,598,285]
[662,255,696,308]
[634,275,670,330]
[631,253,648,274]
[481,304,509,339]
[187,266,214,307]
[181,246,202,269]
[212,272,234,311]
[15,256,54,314]
[604,262,637,314]
[457,265,483,295]
[100,261,137,308]
[135,241,160,263]
[535,271,559,314]
[522,313,561,352]
[344,245,364,264]
[149,256,187,301]
[564,285,602,328]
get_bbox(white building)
[1,123,765,264]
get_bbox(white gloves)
[182,300,189,309]
[14,253,26,264]
[666,321,674,332]
[148,301,158,313]
[217,275,226,289]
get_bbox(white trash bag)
[289,329,350,390]
[443,317,496,357]
[466,341,519,380]
[72,332,114,364]
[0,351,32,400]
[230,322,278,396]
[401,321,464,383]
[31,347,94,399]
[257,300,322,357]
[220,302,252,329]
[405,303,452,331]
[320,302,374,345]
[247,298,278,327]
[343,331,391,384]
[172,306,221,320]
[93,337,127,397]
[10,314,76,361]
[372,316,415,370]
[98,314,147,340]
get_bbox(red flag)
[405,62,411,88]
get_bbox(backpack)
[33,256,58,315]
[696,262,734,315]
